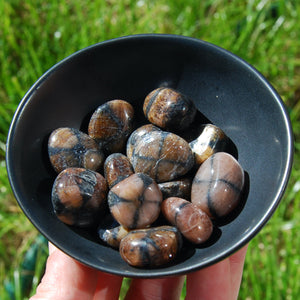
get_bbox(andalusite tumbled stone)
[88,99,134,154]
[107,173,163,229]
[158,178,192,200]
[119,226,182,267]
[126,124,161,160]
[98,225,130,249]
[191,152,244,219]
[162,197,213,244]
[189,124,229,166]
[48,127,104,173]
[129,130,194,183]
[143,87,196,130]
[104,153,134,189]
[51,167,108,227]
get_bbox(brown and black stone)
[119,225,182,267]
[191,152,244,219]
[88,99,134,155]
[143,87,197,131]
[129,130,195,183]
[51,167,108,227]
[48,127,104,173]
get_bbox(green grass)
[1,0,299,299]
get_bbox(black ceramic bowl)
[6,34,293,278]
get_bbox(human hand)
[30,242,248,300]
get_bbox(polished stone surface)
[104,153,134,189]
[143,87,196,130]
[162,197,213,244]
[48,127,104,173]
[108,173,163,229]
[191,152,244,219]
[126,124,161,160]
[189,124,228,166]
[130,130,194,183]
[98,225,130,249]
[119,226,181,267]
[158,178,192,200]
[51,167,108,227]
[88,99,134,154]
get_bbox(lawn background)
[0,0,299,299]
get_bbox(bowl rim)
[6,33,294,277]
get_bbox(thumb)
[30,243,98,300]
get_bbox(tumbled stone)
[129,130,194,183]
[143,87,196,130]
[189,124,229,166]
[104,153,134,189]
[191,152,244,219]
[119,226,182,267]
[158,178,192,200]
[88,99,134,154]
[48,127,104,173]
[51,168,108,227]
[162,197,213,244]
[98,225,130,249]
[108,173,163,229]
[126,124,161,160]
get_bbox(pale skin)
[30,243,248,300]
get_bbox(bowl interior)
[6,34,293,278]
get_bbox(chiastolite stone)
[189,124,229,166]
[143,87,196,130]
[104,153,134,189]
[129,130,194,183]
[98,225,130,249]
[51,167,108,227]
[119,226,182,267]
[88,99,134,154]
[158,178,192,200]
[48,127,104,173]
[107,173,163,229]
[126,124,161,160]
[162,197,213,244]
[191,152,244,219]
